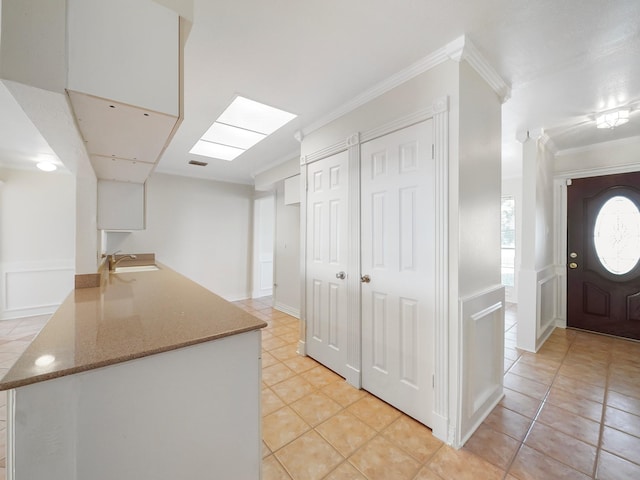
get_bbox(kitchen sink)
[113,265,160,273]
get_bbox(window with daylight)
[501,196,516,287]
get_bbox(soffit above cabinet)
[68,90,179,183]
[90,155,156,184]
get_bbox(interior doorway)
[304,120,436,428]
[252,195,275,299]
[567,171,640,340]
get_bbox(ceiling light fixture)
[190,96,297,161]
[596,108,630,129]
[36,161,57,172]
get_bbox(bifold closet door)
[305,150,349,377]
[360,120,435,426]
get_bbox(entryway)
[567,171,640,341]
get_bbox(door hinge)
[432,374,435,388]
[432,144,435,159]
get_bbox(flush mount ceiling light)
[36,161,57,172]
[596,108,630,129]
[189,96,297,161]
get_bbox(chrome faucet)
[109,251,137,270]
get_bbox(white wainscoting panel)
[1,262,74,320]
[458,285,505,446]
[536,266,558,350]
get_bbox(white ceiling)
[2,0,640,183]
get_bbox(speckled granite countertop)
[0,264,266,390]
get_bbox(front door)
[567,171,640,340]
[360,120,435,426]
[305,150,349,377]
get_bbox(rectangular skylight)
[189,96,297,161]
[190,140,245,161]
[201,122,266,150]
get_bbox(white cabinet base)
[8,331,262,480]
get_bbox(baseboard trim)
[274,302,300,318]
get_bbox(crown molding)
[302,36,509,138]
[456,39,511,102]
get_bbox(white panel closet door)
[305,151,349,377]
[360,120,435,426]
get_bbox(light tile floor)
[235,298,640,480]
[1,303,639,479]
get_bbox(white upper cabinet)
[97,180,145,231]
[66,0,182,185]
[67,0,179,117]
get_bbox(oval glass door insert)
[593,195,640,275]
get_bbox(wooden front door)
[567,171,640,340]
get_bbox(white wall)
[555,136,640,175]
[457,61,502,297]
[110,173,253,301]
[535,142,555,270]
[1,80,100,274]
[518,134,558,352]
[274,181,300,316]
[0,168,75,319]
[75,157,99,274]
[302,61,458,158]
[254,157,299,192]
[455,61,504,446]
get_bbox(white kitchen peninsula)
[0,264,266,480]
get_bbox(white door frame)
[554,163,640,330]
[299,97,451,442]
[252,194,275,300]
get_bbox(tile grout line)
[500,329,577,480]
[592,340,614,478]
[262,315,440,480]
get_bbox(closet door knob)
[336,271,346,280]
[360,275,371,283]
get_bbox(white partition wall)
[299,36,506,447]
[517,132,559,352]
